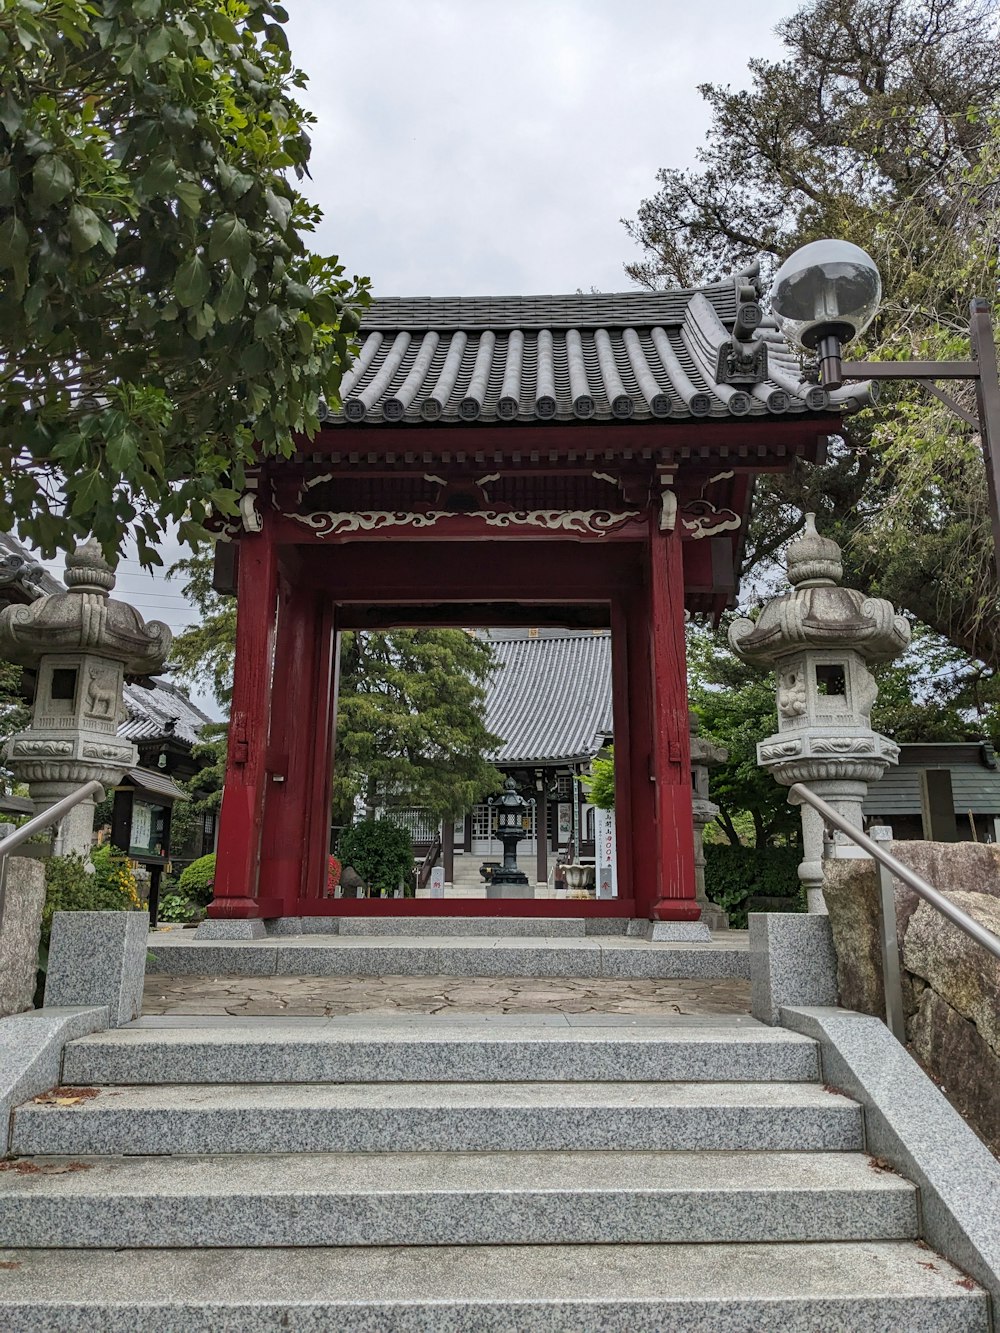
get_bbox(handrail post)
[870,825,907,1044]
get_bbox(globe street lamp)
[770,239,882,390]
[768,241,1000,564]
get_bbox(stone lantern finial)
[63,538,116,595]
[728,514,910,912]
[0,536,173,859]
[786,513,843,587]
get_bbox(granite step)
[0,1241,986,1331]
[311,916,598,937]
[145,932,750,980]
[62,1021,818,1086]
[0,1150,918,1249]
[10,1081,862,1156]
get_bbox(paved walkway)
[143,974,751,1018]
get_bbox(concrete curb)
[0,1006,108,1154]
[781,1005,1000,1314]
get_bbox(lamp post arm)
[839,360,979,379]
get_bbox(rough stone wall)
[823,844,1000,1153]
[0,855,45,1017]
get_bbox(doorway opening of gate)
[340,620,615,908]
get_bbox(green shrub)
[338,819,413,896]
[42,847,142,943]
[703,845,803,929]
[157,892,202,924]
[178,853,216,906]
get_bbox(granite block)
[0,1240,985,1332]
[338,917,586,938]
[646,922,712,942]
[193,919,267,940]
[781,1005,1000,1307]
[45,911,147,1026]
[598,945,752,981]
[0,1006,108,1151]
[0,1150,916,1249]
[750,912,838,1025]
[271,943,602,979]
[0,854,45,1017]
[10,1081,863,1156]
[264,917,341,936]
[62,1025,820,1087]
[145,938,278,976]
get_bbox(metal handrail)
[0,779,104,929]
[789,782,1000,1043]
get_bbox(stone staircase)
[0,920,991,1328]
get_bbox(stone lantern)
[487,777,534,890]
[728,515,909,912]
[690,712,729,930]
[0,539,171,858]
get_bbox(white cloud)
[287,0,796,295]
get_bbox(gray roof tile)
[485,631,612,765]
[331,280,874,427]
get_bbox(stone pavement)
[143,973,751,1018]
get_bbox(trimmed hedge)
[178,853,216,906]
[338,819,413,897]
[704,844,803,929]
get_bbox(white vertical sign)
[429,865,445,898]
[596,807,617,898]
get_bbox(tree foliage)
[581,748,615,811]
[335,629,503,822]
[688,620,801,848]
[337,818,413,897]
[626,0,1000,665]
[0,657,29,794]
[168,550,504,822]
[0,0,369,563]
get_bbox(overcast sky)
[37,0,799,716]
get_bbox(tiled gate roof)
[332,275,873,427]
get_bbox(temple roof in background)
[120,679,212,748]
[483,630,612,766]
[0,532,62,607]
[331,275,875,427]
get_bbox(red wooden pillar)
[613,590,655,917]
[208,525,281,919]
[647,518,699,921]
[258,578,331,915]
[301,601,337,905]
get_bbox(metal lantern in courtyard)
[487,778,534,888]
[770,239,881,389]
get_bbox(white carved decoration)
[239,494,263,533]
[292,509,641,538]
[680,499,742,539]
[659,489,678,532]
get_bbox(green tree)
[0,0,369,564]
[0,657,29,795]
[168,550,504,822]
[626,0,1000,667]
[688,620,801,848]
